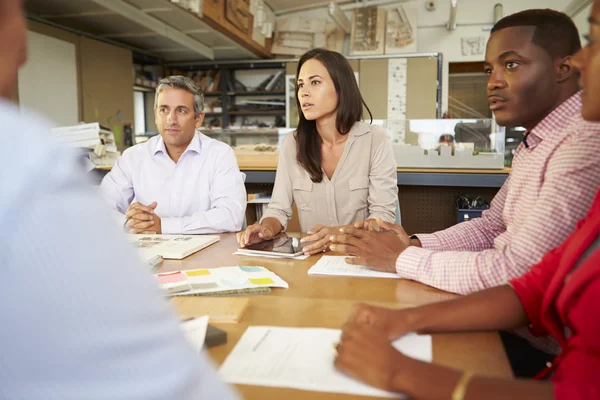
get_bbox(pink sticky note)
[156,271,187,285]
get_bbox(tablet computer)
[239,235,307,258]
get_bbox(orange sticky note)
[249,277,275,285]
[186,269,211,277]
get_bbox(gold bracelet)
[451,371,474,400]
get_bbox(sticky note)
[186,269,211,277]
[190,282,219,290]
[249,277,275,285]
[156,272,187,284]
[240,266,263,273]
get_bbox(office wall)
[18,30,79,127]
[278,0,590,116]
[416,0,589,115]
[18,20,134,148]
[80,36,134,149]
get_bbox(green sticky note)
[240,266,263,272]
[249,277,275,285]
[186,269,211,277]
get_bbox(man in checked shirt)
[329,9,600,377]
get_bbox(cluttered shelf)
[93,162,509,187]
[203,91,286,97]
[227,91,286,96]
[228,110,286,116]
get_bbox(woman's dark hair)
[294,48,372,182]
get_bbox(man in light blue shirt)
[0,1,238,398]
[101,75,246,234]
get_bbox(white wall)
[18,30,79,127]
[279,0,593,115]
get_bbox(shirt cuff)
[260,212,288,232]
[161,217,182,234]
[412,233,445,251]
[396,246,434,280]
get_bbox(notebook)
[172,297,250,323]
[129,234,219,260]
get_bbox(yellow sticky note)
[186,269,211,277]
[249,277,275,285]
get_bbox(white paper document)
[220,326,431,397]
[181,315,209,351]
[308,256,401,279]
[233,251,310,260]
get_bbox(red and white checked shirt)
[397,92,600,296]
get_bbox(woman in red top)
[333,3,600,399]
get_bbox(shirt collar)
[526,90,583,145]
[153,131,202,157]
[342,121,370,148]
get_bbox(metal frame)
[166,51,441,67]
[166,52,444,118]
[244,170,508,187]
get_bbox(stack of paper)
[51,122,103,148]
[50,122,119,167]
[155,266,288,296]
[308,256,401,279]
[219,326,432,397]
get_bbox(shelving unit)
[170,61,288,130]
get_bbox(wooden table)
[160,234,512,399]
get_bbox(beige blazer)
[261,121,398,233]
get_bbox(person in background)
[0,0,237,398]
[330,8,600,376]
[237,48,398,256]
[332,4,600,399]
[101,75,246,234]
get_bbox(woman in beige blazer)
[237,48,398,255]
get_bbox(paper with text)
[219,326,432,397]
[181,315,209,351]
[308,256,401,279]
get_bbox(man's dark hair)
[491,9,581,59]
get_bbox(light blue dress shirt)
[0,100,238,400]
[101,132,247,234]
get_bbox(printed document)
[308,256,401,279]
[219,326,432,397]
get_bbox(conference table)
[159,233,513,399]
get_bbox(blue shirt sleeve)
[0,102,238,400]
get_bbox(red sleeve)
[552,270,600,399]
[509,240,573,336]
[553,383,600,400]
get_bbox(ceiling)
[24,0,257,63]
[265,0,355,15]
